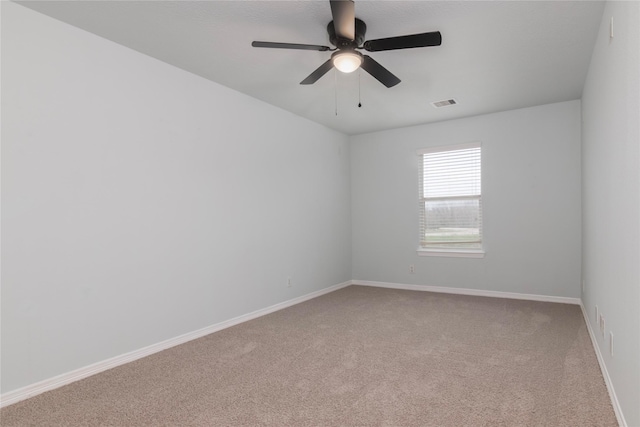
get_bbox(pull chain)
[334,69,338,116]
[358,69,362,108]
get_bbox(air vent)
[431,99,457,108]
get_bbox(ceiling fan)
[252,0,442,88]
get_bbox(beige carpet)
[1,285,617,426]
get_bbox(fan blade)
[361,55,400,88]
[252,41,331,51]
[330,0,355,40]
[363,31,442,52]
[300,59,334,85]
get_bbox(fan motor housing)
[328,18,367,48]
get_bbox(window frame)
[416,142,485,258]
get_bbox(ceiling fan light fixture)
[252,0,441,87]
[333,51,363,73]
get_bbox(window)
[417,142,483,257]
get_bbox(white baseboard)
[352,280,582,305]
[579,303,626,427]
[3,278,622,426]
[0,281,351,408]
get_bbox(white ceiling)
[18,0,605,135]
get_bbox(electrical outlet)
[609,332,614,357]
[409,264,415,274]
[287,277,292,288]
[610,16,614,38]
[599,314,602,332]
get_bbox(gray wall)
[1,2,351,394]
[581,1,640,425]
[350,101,582,298]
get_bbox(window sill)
[417,248,485,258]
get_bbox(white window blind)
[418,142,482,250]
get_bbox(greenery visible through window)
[418,142,482,250]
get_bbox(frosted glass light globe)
[333,52,362,73]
